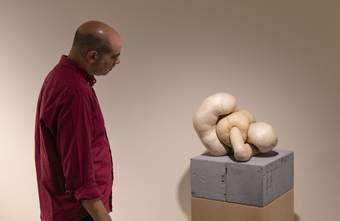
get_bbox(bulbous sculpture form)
[193,93,278,161]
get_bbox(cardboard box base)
[191,189,294,221]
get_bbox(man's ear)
[85,50,99,64]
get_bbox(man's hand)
[80,198,112,221]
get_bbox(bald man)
[34,21,122,221]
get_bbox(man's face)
[85,34,123,76]
[92,50,121,76]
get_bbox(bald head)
[69,21,122,76]
[72,20,121,55]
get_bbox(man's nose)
[115,59,120,64]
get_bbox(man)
[34,21,122,221]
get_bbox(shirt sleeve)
[57,87,101,201]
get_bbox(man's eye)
[112,53,120,59]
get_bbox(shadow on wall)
[177,166,191,221]
[295,213,300,221]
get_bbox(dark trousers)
[80,216,94,221]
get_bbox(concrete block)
[191,149,294,206]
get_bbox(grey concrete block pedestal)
[191,150,294,207]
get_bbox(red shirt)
[34,55,114,221]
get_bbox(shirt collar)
[59,55,97,87]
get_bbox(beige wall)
[0,0,339,220]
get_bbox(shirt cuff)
[73,182,102,201]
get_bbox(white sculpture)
[193,93,278,161]
[192,93,236,156]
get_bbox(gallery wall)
[0,0,339,220]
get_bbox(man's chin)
[103,69,112,75]
[105,67,114,75]
[94,70,110,76]
[94,67,114,76]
